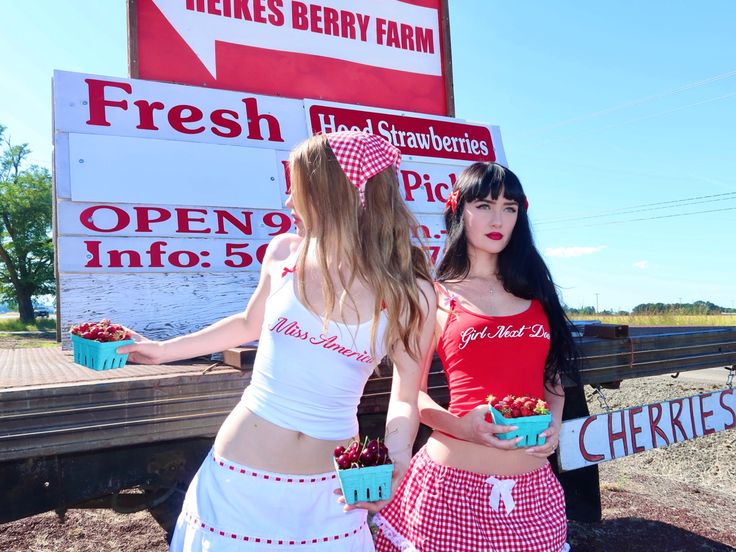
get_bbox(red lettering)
[292,1,308,30]
[434,174,456,203]
[309,4,322,33]
[720,389,736,430]
[210,109,242,138]
[243,98,284,142]
[169,250,200,268]
[84,240,102,268]
[168,104,205,134]
[109,249,143,268]
[85,79,131,127]
[579,415,604,462]
[699,393,715,435]
[133,100,165,130]
[628,406,645,453]
[267,0,284,26]
[668,399,688,442]
[252,0,267,23]
[281,160,291,194]
[146,241,167,268]
[687,395,697,436]
[207,0,222,16]
[400,23,414,51]
[356,14,369,42]
[339,10,355,39]
[186,0,204,11]
[415,27,434,54]
[175,208,210,234]
[134,207,171,232]
[401,170,422,201]
[233,0,253,20]
[80,205,130,233]
[648,403,670,448]
[214,210,253,235]
[608,410,628,458]
[323,6,339,36]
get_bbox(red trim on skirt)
[374,446,568,552]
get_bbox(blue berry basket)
[488,405,552,447]
[71,334,135,370]
[334,460,393,505]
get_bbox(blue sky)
[1,1,734,311]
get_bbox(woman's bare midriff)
[213,401,354,474]
[426,431,547,476]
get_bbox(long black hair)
[437,162,580,390]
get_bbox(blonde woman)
[118,132,436,551]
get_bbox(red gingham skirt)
[373,446,568,552]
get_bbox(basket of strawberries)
[333,437,393,505]
[70,320,134,370]
[487,394,552,447]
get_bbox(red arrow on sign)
[130,0,452,116]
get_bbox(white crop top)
[243,257,388,440]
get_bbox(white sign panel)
[68,133,281,209]
[558,389,736,472]
[53,70,307,149]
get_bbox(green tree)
[0,124,54,322]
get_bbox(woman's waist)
[426,431,547,476]
[214,402,355,474]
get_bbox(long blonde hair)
[289,134,432,361]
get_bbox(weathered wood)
[583,323,629,339]
[222,347,257,369]
[0,363,249,463]
[58,272,258,347]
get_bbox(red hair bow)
[445,190,460,213]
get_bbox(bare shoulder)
[416,278,437,313]
[262,233,302,266]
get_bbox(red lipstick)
[487,232,503,240]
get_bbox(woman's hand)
[459,405,523,449]
[524,421,560,458]
[337,459,408,513]
[116,329,166,365]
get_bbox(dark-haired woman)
[373,163,578,552]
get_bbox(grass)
[569,314,736,327]
[0,317,57,332]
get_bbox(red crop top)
[436,287,550,417]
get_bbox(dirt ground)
[2,371,735,551]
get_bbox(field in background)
[569,314,736,327]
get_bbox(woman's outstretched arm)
[116,233,300,365]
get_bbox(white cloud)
[633,260,649,269]
[544,245,607,258]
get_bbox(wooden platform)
[1,326,735,464]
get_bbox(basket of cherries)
[333,437,393,504]
[70,319,134,370]
[487,394,552,447]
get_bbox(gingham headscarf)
[325,131,401,202]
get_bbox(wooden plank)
[58,272,258,347]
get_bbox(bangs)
[461,164,525,206]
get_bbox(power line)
[535,192,736,224]
[523,68,736,136]
[538,206,736,231]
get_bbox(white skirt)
[170,449,374,551]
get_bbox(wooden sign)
[53,70,505,345]
[558,388,736,472]
[128,0,454,116]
